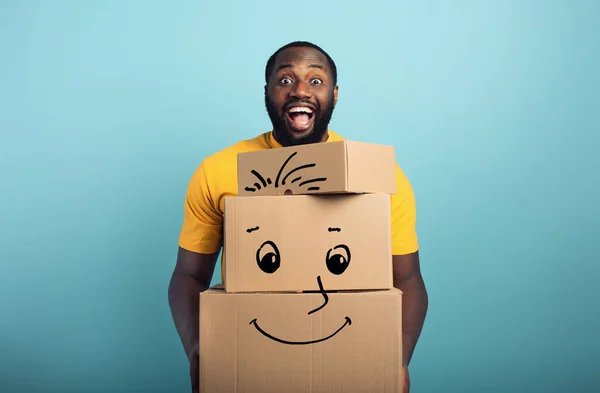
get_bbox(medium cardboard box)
[223,193,393,293]
[199,286,403,393]
[237,140,396,196]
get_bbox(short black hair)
[265,41,337,86]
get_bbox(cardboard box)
[199,286,403,393]
[237,140,396,196]
[223,193,392,293]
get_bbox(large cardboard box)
[237,140,396,196]
[223,193,393,293]
[199,286,403,393]
[199,139,403,392]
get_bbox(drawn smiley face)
[247,226,353,345]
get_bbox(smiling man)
[168,41,428,393]
[263,44,337,146]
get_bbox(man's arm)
[168,247,219,391]
[393,251,428,367]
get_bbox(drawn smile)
[249,317,352,345]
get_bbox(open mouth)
[285,105,315,132]
[250,316,352,345]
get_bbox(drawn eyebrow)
[246,226,259,233]
[328,227,341,232]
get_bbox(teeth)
[288,107,313,114]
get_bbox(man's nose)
[308,276,329,315]
[290,80,312,99]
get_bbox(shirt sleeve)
[178,160,223,254]
[390,163,419,255]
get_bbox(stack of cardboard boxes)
[199,140,404,392]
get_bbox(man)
[168,41,428,393]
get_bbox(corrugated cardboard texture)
[237,140,396,196]
[199,287,403,393]
[223,194,392,293]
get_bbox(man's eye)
[280,78,292,84]
[311,79,323,85]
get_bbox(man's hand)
[402,366,410,393]
[189,344,199,393]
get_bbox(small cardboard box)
[199,286,403,393]
[223,193,392,293]
[237,140,396,196]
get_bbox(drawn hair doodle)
[244,151,328,192]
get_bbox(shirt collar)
[265,130,343,148]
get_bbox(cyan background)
[1,0,598,392]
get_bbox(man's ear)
[333,85,339,107]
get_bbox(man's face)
[265,46,339,147]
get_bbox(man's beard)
[264,92,335,147]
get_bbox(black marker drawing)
[243,151,328,192]
[274,152,297,187]
[249,316,352,345]
[255,240,280,273]
[326,244,351,275]
[248,227,354,345]
[298,177,327,187]
[281,163,317,185]
[250,169,270,190]
[307,276,329,315]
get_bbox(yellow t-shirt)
[178,130,419,281]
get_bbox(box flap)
[346,140,396,194]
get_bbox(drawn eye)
[256,240,281,274]
[326,244,351,275]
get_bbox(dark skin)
[393,251,429,392]
[168,248,218,393]
[265,47,338,146]
[168,46,428,393]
